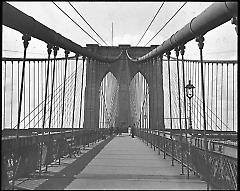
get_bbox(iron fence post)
[12,33,31,189]
[175,46,184,175]
[180,44,190,178]
[39,43,53,175]
[196,35,209,190]
[46,46,59,172]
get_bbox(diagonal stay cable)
[144,2,187,47]
[68,1,109,46]
[136,2,165,46]
[52,1,102,45]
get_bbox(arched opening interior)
[99,72,119,128]
[129,72,149,129]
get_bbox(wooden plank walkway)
[65,134,208,190]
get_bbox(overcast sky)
[2,1,238,60]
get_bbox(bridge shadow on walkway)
[64,134,208,190]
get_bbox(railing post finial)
[65,50,70,58]
[180,44,185,56]
[47,44,53,56]
[174,46,180,57]
[82,56,86,63]
[75,53,79,60]
[22,34,31,49]
[231,16,238,35]
[166,51,171,60]
[53,46,59,58]
[196,35,205,50]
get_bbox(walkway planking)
[13,136,113,190]
[65,134,208,190]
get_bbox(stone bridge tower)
[83,44,165,130]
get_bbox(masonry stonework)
[83,44,165,130]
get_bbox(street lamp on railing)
[185,80,195,132]
[185,80,195,178]
[143,114,147,129]
[186,80,195,98]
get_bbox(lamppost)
[185,80,195,132]
[143,114,147,143]
[185,80,195,159]
[143,114,147,128]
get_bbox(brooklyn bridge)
[2,1,238,190]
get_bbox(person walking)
[131,125,135,138]
[128,126,131,136]
[109,126,113,136]
[116,127,119,136]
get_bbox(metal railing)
[2,128,110,189]
[2,57,84,130]
[136,128,237,190]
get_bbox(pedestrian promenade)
[65,134,208,190]
[13,133,209,190]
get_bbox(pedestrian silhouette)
[131,126,135,138]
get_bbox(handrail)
[2,56,237,64]
[2,56,76,62]
[2,2,120,63]
[2,52,123,63]
[172,58,237,64]
[129,2,238,62]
